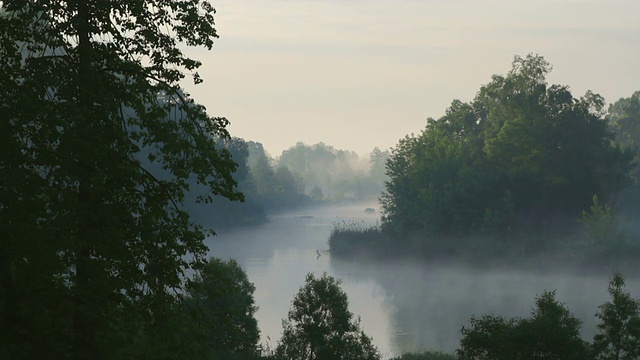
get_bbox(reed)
[328,219,386,255]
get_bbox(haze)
[209,203,640,356]
[182,0,640,155]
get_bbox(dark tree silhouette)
[0,2,241,359]
[276,273,381,360]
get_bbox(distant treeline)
[189,141,390,229]
[331,54,640,262]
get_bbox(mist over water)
[205,203,640,357]
[333,257,640,355]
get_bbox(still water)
[205,204,640,358]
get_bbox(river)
[205,203,640,358]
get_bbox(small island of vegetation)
[330,54,640,272]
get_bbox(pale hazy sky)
[182,0,640,156]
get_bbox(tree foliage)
[276,142,387,201]
[198,139,391,228]
[247,145,308,210]
[275,273,381,360]
[592,273,640,360]
[381,54,634,237]
[607,90,640,182]
[278,142,338,196]
[458,274,640,360]
[581,195,623,243]
[458,291,589,360]
[182,258,260,359]
[0,1,241,359]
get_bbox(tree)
[380,101,495,236]
[275,273,381,360]
[457,315,518,360]
[477,56,633,229]
[608,91,640,152]
[381,54,634,237]
[278,142,338,197]
[458,291,589,360]
[608,91,640,181]
[186,136,253,229]
[273,166,306,207]
[519,291,590,359]
[337,146,391,201]
[581,195,623,244]
[251,153,278,198]
[369,147,391,181]
[182,258,260,359]
[0,1,240,359]
[592,273,640,360]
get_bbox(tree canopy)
[181,258,260,359]
[381,54,634,238]
[0,1,241,359]
[276,273,381,360]
[276,142,387,201]
[592,273,640,360]
[608,91,640,181]
[458,291,589,360]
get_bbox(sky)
[182,0,640,156]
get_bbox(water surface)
[205,204,640,358]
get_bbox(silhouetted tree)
[370,147,390,181]
[382,54,634,238]
[0,1,240,359]
[593,273,640,360]
[608,91,640,182]
[276,273,380,360]
[182,258,260,359]
[251,152,278,196]
[278,142,337,197]
[458,291,589,360]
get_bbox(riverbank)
[328,226,640,275]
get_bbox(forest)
[190,140,389,230]
[3,1,640,359]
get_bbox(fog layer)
[207,204,637,356]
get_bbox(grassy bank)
[389,351,457,360]
[328,220,389,256]
[328,222,640,273]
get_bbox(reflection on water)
[333,257,640,355]
[205,204,640,357]
[205,203,396,355]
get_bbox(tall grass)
[328,219,387,256]
[388,351,457,360]
[330,219,381,238]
